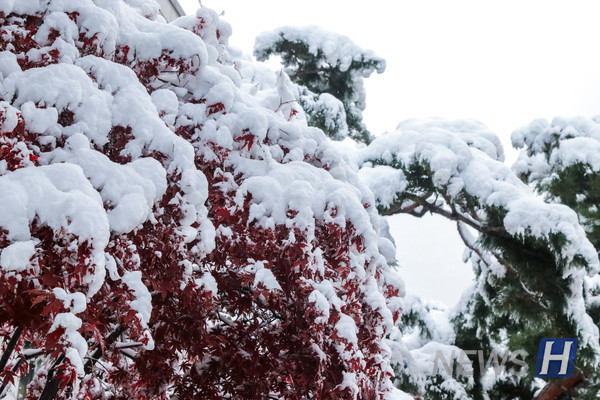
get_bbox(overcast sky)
[177,0,600,305]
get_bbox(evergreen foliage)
[254,26,385,143]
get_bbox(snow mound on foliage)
[255,25,385,74]
[0,0,403,398]
[357,118,596,271]
[513,116,600,182]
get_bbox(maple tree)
[0,1,401,399]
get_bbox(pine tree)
[511,116,600,398]
[254,26,385,144]
[356,118,599,399]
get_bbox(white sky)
[177,0,600,306]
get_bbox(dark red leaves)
[79,32,101,57]
[0,111,38,172]
[66,11,80,23]
[207,102,225,116]
[121,45,130,60]
[48,48,60,61]
[102,125,133,164]
[0,5,398,399]
[235,129,255,150]
[41,298,63,317]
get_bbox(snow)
[35,11,78,46]
[358,165,407,208]
[0,103,19,133]
[151,88,179,126]
[337,371,359,397]
[510,115,600,358]
[234,159,381,249]
[251,261,282,291]
[393,334,473,399]
[3,64,112,144]
[336,314,359,343]
[4,0,600,397]
[255,25,385,74]
[58,133,168,234]
[390,387,414,400]
[356,118,598,274]
[20,102,59,134]
[0,165,109,297]
[513,115,600,180]
[0,53,20,79]
[0,0,221,386]
[301,92,350,139]
[308,289,331,323]
[0,165,108,240]
[357,117,600,371]
[0,241,36,272]
[52,288,87,314]
[49,312,87,376]
[121,270,154,350]
[196,272,218,297]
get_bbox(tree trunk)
[533,373,585,400]
[37,325,126,400]
[37,355,64,400]
[0,326,23,372]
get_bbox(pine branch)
[457,222,550,310]
[289,67,331,78]
[382,194,492,235]
[380,192,433,216]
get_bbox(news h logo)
[534,338,578,378]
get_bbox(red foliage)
[0,109,38,171]
[235,129,255,150]
[207,102,226,116]
[0,3,400,399]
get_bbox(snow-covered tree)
[0,1,403,399]
[3,1,600,399]
[354,119,600,399]
[254,26,385,144]
[511,116,600,398]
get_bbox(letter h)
[534,338,578,378]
